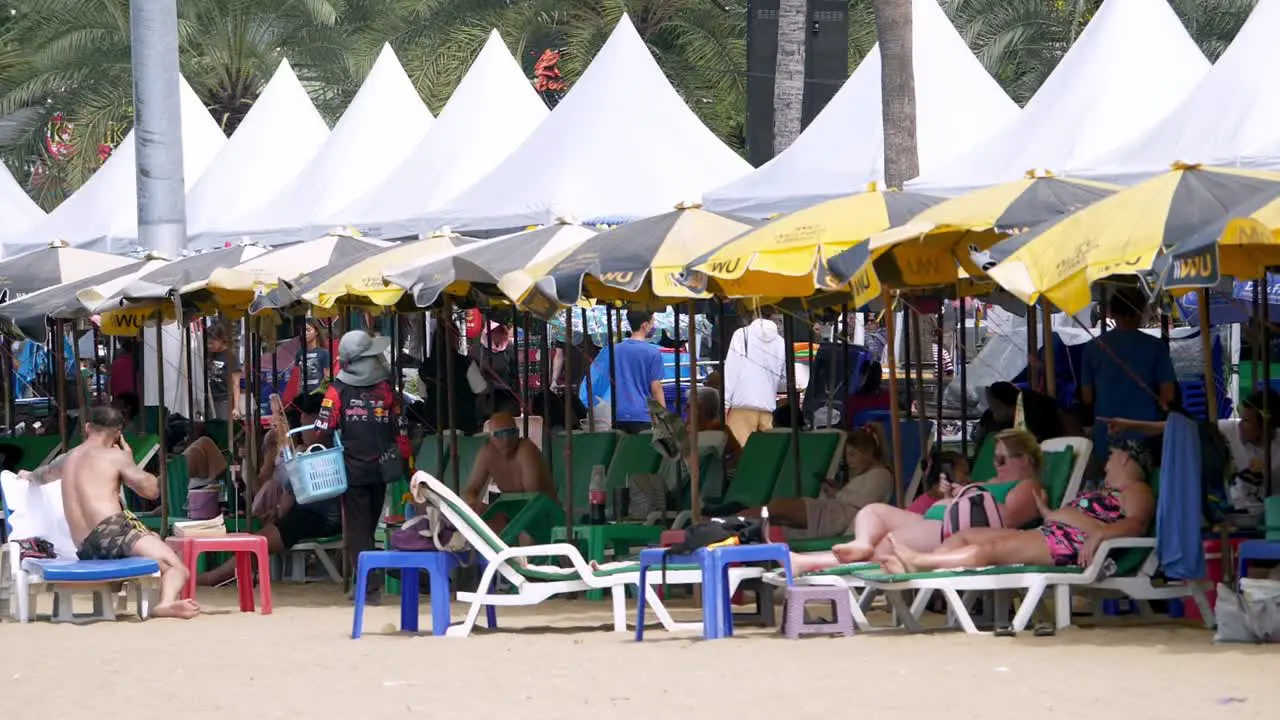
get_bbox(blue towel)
[1156,412,1206,580]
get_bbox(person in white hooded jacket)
[724,308,787,448]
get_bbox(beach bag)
[627,474,668,520]
[941,485,1004,541]
[1214,579,1280,643]
[390,507,467,552]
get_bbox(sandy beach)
[2,584,1276,720]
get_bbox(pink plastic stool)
[165,534,273,614]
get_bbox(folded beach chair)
[417,472,763,637]
[0,471,160,622]
[548,431,620,523]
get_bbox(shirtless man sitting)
[462,413,557,537]
[23,406,199,619]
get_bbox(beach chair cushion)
[446,435,490,490]
[23,557,160,582]
[787,536,853,553]
[970,435,998,482]
[713,432,790,512]
[770,432,842,501]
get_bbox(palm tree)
[873,0,918,189]
[771,0,806,156]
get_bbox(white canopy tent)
[1072,0,1280,179]
[5,77,227,255]
[184,59,330,239]
[428,15,751,233]
[0,166,45,250]
[703,0,1018,218]
[335,30,549,237]
[911,0,1208,195]
[201,44,433,248]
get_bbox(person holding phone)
[908,451,973,515]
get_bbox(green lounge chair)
[706,431,790,515]
[0,436,62,472]
[769,430,845,501]
[548,432,620,522]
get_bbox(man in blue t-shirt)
[1081,286,1176,469]
[613,310,667,432]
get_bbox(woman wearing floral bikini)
[886,440,1156,574]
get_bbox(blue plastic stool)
[351,551,497,638]
[1236,540,1280,581]
[634,543,793,641]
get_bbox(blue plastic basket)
[283,425,348,504]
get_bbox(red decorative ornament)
[533,49,567,93]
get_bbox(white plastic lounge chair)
[767,437,1096,632]
[417,471,762,637]
[0,471,160,622]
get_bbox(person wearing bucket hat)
[313,329,403,603]
[882,435,1157,574]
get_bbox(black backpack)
[662,517,764,588]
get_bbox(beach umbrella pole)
[1198,292,1217,421]
[183,322,195,422]
[1042,302,1056,395]
[54,320,68,448]
[674,311,682,417]
[581,307,594,430]
[717,301,727,423]
[882,291,905,505]
[609,307,619,429]
[428,311,443,481]
[541,322,552,460]
[912,310,926,470]
[562,308,574,536]
[934,305,944,451]
[444,302,460,492]
[957,295,969,458]
[155,310,169,537]
[1263,272,1273,495]
[783,313,801,497]
[687,301,702,520]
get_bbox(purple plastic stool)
[781,585,855,639]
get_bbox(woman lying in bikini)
[886,440,1156,574]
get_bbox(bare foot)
[887,533,925,574]
[880,555,906,575]
[153,598,201,619]
[791,552,838,575]
[832,541,873,564]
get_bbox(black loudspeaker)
[803,0,849,127]
[746,0,780,166]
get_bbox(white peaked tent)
[912,0,1208,194]
[430,15,752,232]
[704,0,1019,217]
[7,77,226,255]
[335,30,549,235]
[1075,0,1280,178]
[185,59,330,238]
[0,166,45,249]
[205,44,432,247]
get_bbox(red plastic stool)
[165,534,273,614]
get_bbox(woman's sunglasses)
[493,427,519,439]
[993,453,1021,467]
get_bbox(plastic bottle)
[589,464,607,525]
[760,506,771,543]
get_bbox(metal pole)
[54,320,68,448]
[155,312,170,536]
[1043,301,1056,395]
[935,304,944,450]
[1263,272,1273,496]
[130,0,186,257]
[882,292,904,505]
[563,307,575,535]
[581,306,594,430]
[607,305,618,429]
[520,311,531,437]
[1199,291,1217,421]
[958,295,969,458]
[687,301,702,519]
[184,322,195,420]
[783,313,801,496]
[674,309,683,417]
[430,311,443,479]
[444,302,460,491]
